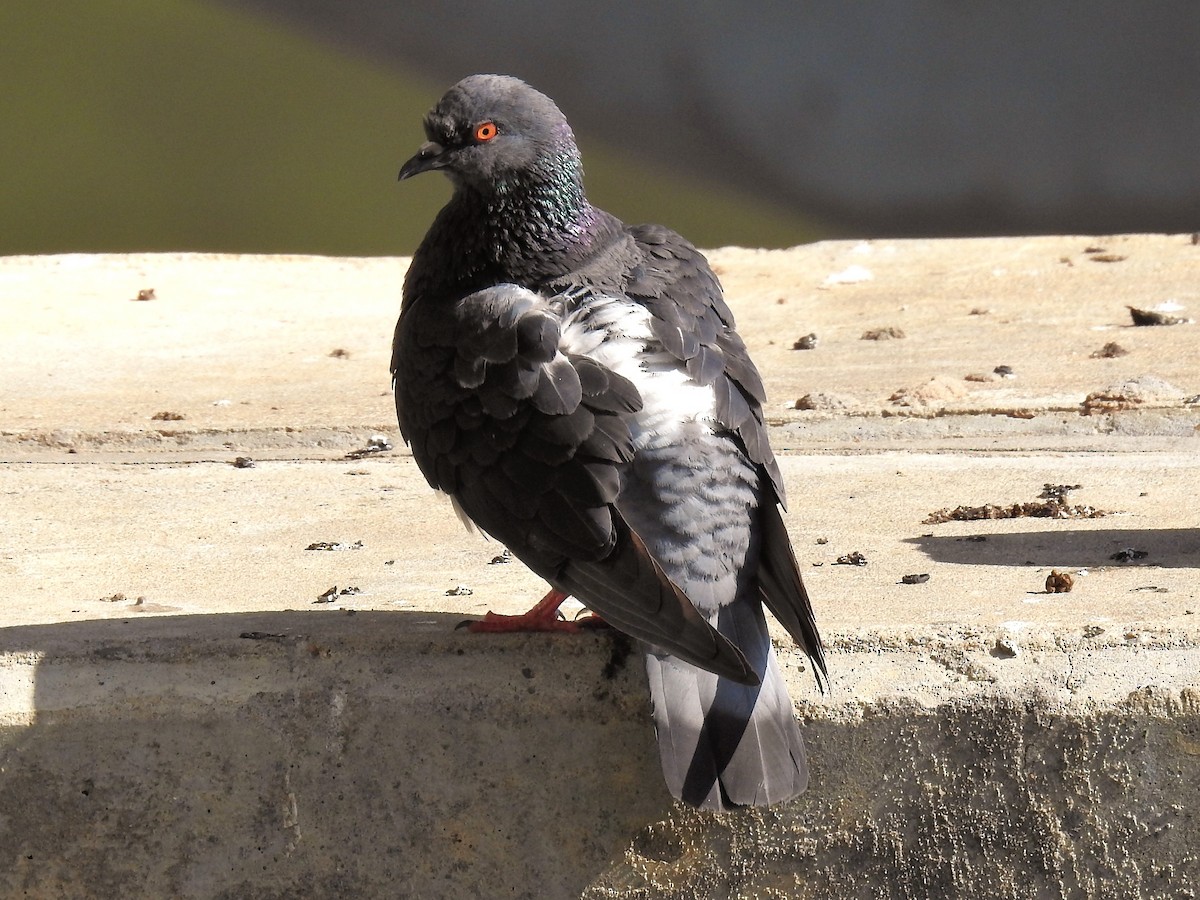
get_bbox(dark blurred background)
[4,1,1198,257]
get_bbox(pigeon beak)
[398,141,448,181]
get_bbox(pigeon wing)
[393,283,758,685]
[625,224,784,502]
[624,226,826,682]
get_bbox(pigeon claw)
[465,611,584,635]
[458,587,601,634]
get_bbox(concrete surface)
[2,237,1199,897]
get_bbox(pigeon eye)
[474,122,498,143]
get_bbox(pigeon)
[392,74,826,809]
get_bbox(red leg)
[466,588,582,633]
[463,588,610,633]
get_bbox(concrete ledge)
[3,243,1199,896]
[2,614,1198,897]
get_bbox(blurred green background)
[0,0,820,257]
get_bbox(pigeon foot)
[462,588,582,633]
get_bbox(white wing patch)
[559,295,716,444]
[560,292,759,614]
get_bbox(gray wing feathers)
[626,224,786,505]
[757,501,829,690]
[559,526,757,685]
[395,283,759,684]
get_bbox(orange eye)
[474,121,498,142]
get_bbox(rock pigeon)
[392,74,827,809]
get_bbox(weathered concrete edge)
[3,611,1197,722]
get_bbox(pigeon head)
[399,74,584,201]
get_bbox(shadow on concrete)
[906,527,1200,569]
[0,611,670,898]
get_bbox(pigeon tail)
[645,596,807,810]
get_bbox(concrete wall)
[3,614,1198,897]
